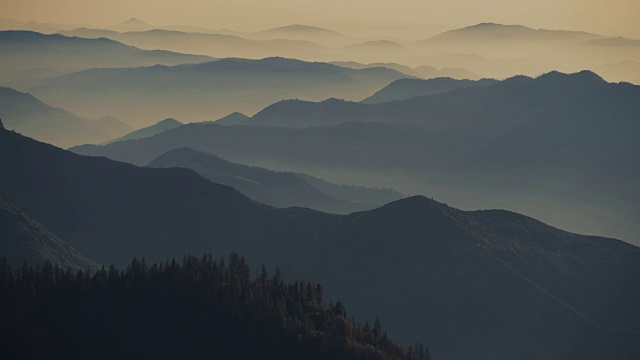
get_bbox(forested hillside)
[0,254,430,360]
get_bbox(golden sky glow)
[1,0,639,39]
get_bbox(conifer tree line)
[0,255,431,360]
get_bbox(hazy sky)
[2,0,640,39]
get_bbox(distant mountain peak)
[119,18,151,26]
[213,112,250,125]
[157,118,182,126]
[321,97,349,103]
[437,23,532,35]
[101,117,183,145]
[424,22,601,44]
[536,69,605,84]
[110,17,154,32]
[571,70,607,83]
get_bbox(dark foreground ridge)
[0,255,430,360]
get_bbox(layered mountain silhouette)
[216,98,365,128]
[147,147,401,213]
[362,77,497,103]
[219,70,638,145]
[109,18,155,33]
[0,87,130,147]
[60,28,330,61]
[106,17,244,35]
[332,61,481,80]
[29,57,411,126]
[330,61,423,77]
[220,70,637,133]
[72,21,358,48]
[70,121,436,167]
[0,17,90,34]
[3,21,638,82]
[3,127,640,360]
[72,71,640,242]
[103,118,183,144]
[0,198,97,270]
[407,23,640,80]
[253,24,358,47]
[420,23,603,44]
[413,65,480,80]
[0,30,212,86]
[0,16,236,36]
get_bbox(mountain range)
[2,17,640,360]
[2,20,639,82]
[2,126,639,360]
[103,118,183,144]
[420,22,604,44]
[0,30,212,87]
[0,87,130,147]
[0,16,91,34]
[332,61,481,80]
[414,23,640,79]
[251,24,358,47]
[361,77,498,103]
[59,27,331,61]
[147,147,402,213]
[105,19,359,47]
[28,57,412,126]
[71,71,640,243]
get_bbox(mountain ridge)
[70,70,640,243]
[0,198,98,270]
[0,30,212,86]
[421,22,604,43]
[103,118,183,144]
[147,146,400,213]
[362,77,498,103]
[261,24,344,35]
[30,56,411,126]
[0,86,130,147]
[3,126,640,359]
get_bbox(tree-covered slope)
[0,254,429,360]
